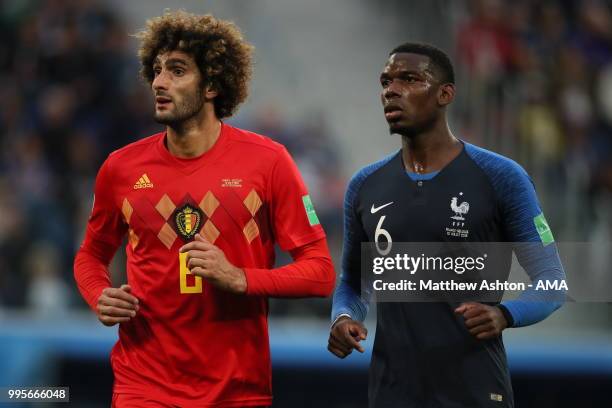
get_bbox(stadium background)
[0,0,611,406]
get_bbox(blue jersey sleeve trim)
[331,151,398,322]
[464,142,566,327]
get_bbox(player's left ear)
[204,83,218,100]
[437,83,455,107]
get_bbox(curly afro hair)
[135,10,253,119]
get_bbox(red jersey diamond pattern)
[124,190,264,250]
[199,191,221,243]
[154,194,178,249]
[121,198,139,249]
[152,192,224,249]
[242,189,263,243]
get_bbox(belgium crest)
[174,204,203,241]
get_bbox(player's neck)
[400,122,461,174]
[165,105,221,159]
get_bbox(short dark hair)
[136,10,253,119]
[390,42,455,84]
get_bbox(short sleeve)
[268,147,326,251]
[84,157,127,248]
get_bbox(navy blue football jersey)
[332,142,565,408]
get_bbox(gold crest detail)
[175,204,203,240]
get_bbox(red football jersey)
[80,123,326,406]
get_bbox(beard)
[154,87,204,126]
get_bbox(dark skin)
[327,316,367,358]
[381,52,462,173]
[327,52,508,359]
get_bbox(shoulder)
[225,124,287,157]
[463,142,531,185]
[345,151,399,203]
[98,132,163,179]
[463,142,539,210]
[106,132,163,165]
[349,151,399,188]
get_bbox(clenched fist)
[97,284,139,326]
[455,302,508,340]
[179,234,247,294]
[328,316,368,358]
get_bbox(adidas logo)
[134,173,154,189]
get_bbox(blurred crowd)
[0,0,344,313]
[2,0,612,314]
[0,0,160,310]
[454,0,612,241]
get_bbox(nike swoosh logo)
[371,201,394,214]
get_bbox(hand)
[179,234,247,294]
[455,302,508,340]
[97,284,139,326]
[327,316,368,358]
